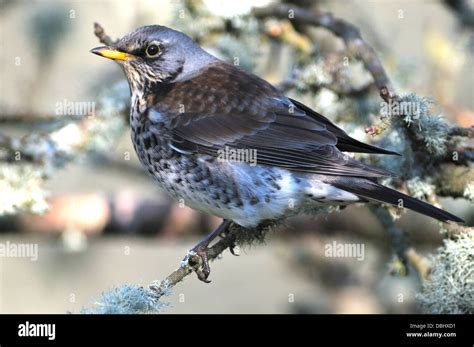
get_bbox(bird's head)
[91,25,216,93]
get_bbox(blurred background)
[0,0,472,314]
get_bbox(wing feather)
[150,62,396,178]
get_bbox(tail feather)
[336,137,401,156]
[331,179,465,223]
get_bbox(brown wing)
[150,62,394,178]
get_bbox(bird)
[91,25,464,281]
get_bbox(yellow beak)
[90,46,133,61]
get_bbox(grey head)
[91,25,217,93]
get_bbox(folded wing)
[152,62,396,178]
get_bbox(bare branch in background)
[0,112,76,123]
[252,3,397,103]
[277,71,374,99]
[93,22,118,46]
[449,125,474,138]
[444,0,474,29]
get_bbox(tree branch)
[444,0,474,29]
[252,3,396,102]
[148,222,271,299]
[448,125,474,138]
[94,22,118,46]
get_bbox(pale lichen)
[463,182,474,203]
[406,177,435,201]
[0,82,129,218]
[416,231,474,314]
[391,94,449,155]
[82,284,169,314]
[0,164,49,215]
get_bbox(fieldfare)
[91,25,464,281]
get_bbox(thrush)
[91,25,464,281]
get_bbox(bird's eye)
[145,43,160,57]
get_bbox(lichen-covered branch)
[0,81,129,215]
[252,3,396,102]
[149,222,244,298]
[416,230,473,314]
[449,125,474,138]
[84,221,275,313]
[149,219,273,299]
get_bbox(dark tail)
[335,137,401,156]
[331,179,465,223]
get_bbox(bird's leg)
[189,219,232,282]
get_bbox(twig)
[148,222,271,299]
[0,113,72,123]
[264,19,313,53]
[444,0,474,29]
[94,22,118,46]
[277,75,374,98]
[252,3,397,102]
[404,247,431,280]
[438,146,474,166]
[149,224,234,297]
[448,125,474,138]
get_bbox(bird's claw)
[196,269,211,283]
[187,219,234,283]
[189,245,212,283]
[220,229,239,256]
[229,242,239,256]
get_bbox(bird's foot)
[188,244,212,283]
[186,219,232,283]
